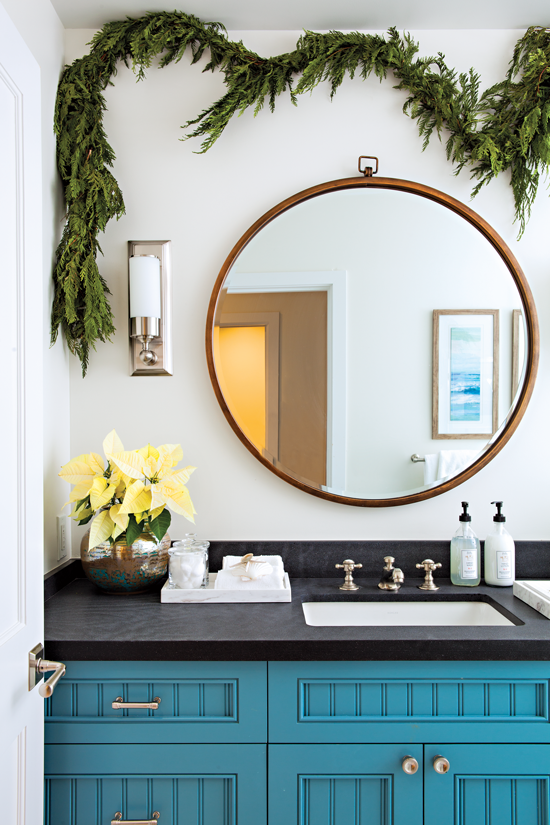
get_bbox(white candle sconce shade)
[128,240,173,376]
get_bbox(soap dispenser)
[450,502,481,586]
[484,501,515,586]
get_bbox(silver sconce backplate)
[128,240,173,376]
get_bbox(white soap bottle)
[450,501,481,586]
[484,501,515,586]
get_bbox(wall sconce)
[128,240,173,375]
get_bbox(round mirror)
[206,174,539,506]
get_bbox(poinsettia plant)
[59,429,196,550]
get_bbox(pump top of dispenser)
[491,501,506,522]
[459,501,472,522]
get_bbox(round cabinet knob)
[402,756,419,774]
[433,755,450,774]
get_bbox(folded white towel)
[222,554,285,575]
[423,454,439,485]
[214,569,285,590]
[423,450,479,486]
[437,449,479,480]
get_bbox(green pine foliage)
[51,14,550,374]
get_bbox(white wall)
[2,0,68,574]
[64,28,550,550]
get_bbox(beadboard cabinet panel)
[424,744,550,825]
[45,661,267,744]
[45,776,237,825]
[268,744,423,825]
[268,661,550,744]
[44,744,266,825]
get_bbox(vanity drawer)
[268,661,550,745]
[45,743,266,825]
[45,661,267,744]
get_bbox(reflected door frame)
[227,272,347,491]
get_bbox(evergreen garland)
[52,13,550,374]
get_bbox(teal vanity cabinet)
[44,661,267,825]
[268,661,550,825]
[45,659,550,824]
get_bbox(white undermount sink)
[302,600,517,627]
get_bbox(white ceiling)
[51,0,550,31]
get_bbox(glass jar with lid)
[168,533,210,589]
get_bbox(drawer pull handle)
[112,697,161,710]
[401,756,419,774]
[433,755,451,774]
[111,813,160,824]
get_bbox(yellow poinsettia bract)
[149,467,197,522]
[89,477,118,510]
[158,443,183,467]
[60,429,196,545]
[109,503,129,532]
[103,429,124,459]
[58,459,95,486]
[89,510,115,549]
[137,443,159,461]
[109,450,146,480]
[119,480,153,515]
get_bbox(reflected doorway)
[216,291,328,488]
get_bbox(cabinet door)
[45,744,266,825]
[425,744,550,825]
[269,744,423,825]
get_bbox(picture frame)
[432,310,499,440]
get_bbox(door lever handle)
[28,644,66,697]
[36,659,66,698]
[111,813,160,824]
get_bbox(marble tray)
[160,572,292,603]
[513,580,550,620]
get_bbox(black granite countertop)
[45,571,550,662]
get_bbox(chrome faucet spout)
[378,556,404,591]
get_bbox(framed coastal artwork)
[432,310,499,439]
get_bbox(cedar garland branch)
[51,14,550,375]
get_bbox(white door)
[0,4,45,822]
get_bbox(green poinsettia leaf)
[124,513,142,546]
[149,509,172,543]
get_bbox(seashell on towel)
[229,553,274,581]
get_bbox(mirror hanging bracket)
[358,155,379,176]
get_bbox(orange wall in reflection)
[217,326,266,450]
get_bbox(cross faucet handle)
[416,559,442,572]
[416,559,442,591]
[335,559,363,591]
[335,559,363,571]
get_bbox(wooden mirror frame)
[206,174,539,507]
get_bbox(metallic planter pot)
[81,528,171,593]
